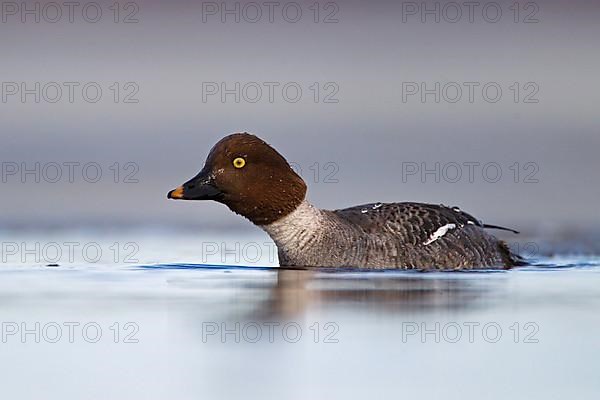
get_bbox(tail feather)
[498,241,528,269]
[483,224,520,234]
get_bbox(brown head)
[167,133,307,225]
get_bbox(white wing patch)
[361,203,383,214]
[423,223,457,245]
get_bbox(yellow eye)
[233,157,246,169]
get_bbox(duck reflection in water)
[238,268,500,321]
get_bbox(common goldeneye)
[168,133,522,270]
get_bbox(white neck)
[261,200,324,250]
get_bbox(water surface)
[1,231,599,400]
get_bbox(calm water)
[1,230,599,400]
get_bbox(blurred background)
[1,0,598,234]
[2,3,600,400]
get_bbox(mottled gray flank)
[263,200,517,270]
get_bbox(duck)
[168,133,522,270]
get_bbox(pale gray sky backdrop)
[1,0,599,231]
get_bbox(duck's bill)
[167,186,185,199]
[167,172,222,200]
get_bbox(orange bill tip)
[167,186,184,199]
